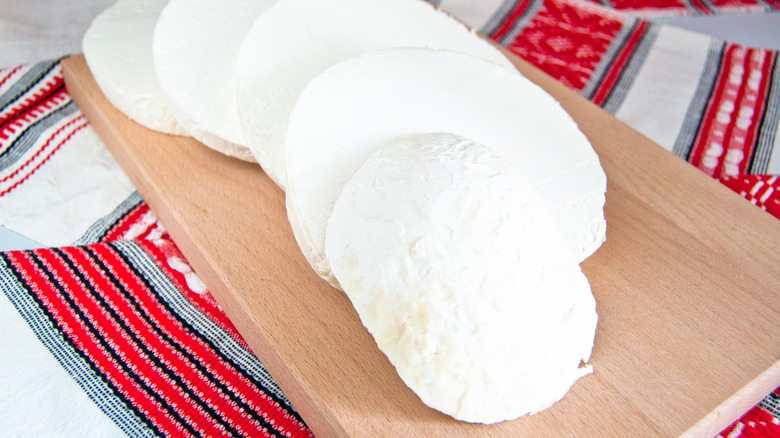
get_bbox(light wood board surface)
[62,52,780,437]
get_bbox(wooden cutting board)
[62,52,779,437]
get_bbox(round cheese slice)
[286,48,606,285]
[152,0,277,160]
[83,0,188,136]
[236,0,514,188]
[325,133,598,424]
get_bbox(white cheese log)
[83,0,187,136]
[152,0,277,161]
[286,48,607,286]
[325,133,598,424]
[236,0,514,188]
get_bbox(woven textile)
[0,198,313,437]
[484,0,780,219]
[582,0,780,15]
[1,1,779,436]
[0,60,134,247]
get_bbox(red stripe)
[0,73,66,140]
[0,65,24,90]
[137,235,250,350]
[711,49,752,176]
[6,249,189,437]
[689,46,775,178]
[491,0,535,41]
[61,246,240,437]
[709,0,768,10]
[688,47,733,172]
[93,243,311,436]
[100,202,154,243]
[96,199,250,350]
[739,50,775,171]
[0,117,89,197]
[1,112,84,184]
[719,175,780,219]
[590,20,648,106]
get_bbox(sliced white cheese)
[325,133,598,424]
[152,0,277,160]
[236,0,514,188]
[83,0,187,136]
[286,48,606,285]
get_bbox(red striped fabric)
[588,20,650,106]
[605,0,688,12]
[0,63,66,140]
[688,45,776,178]
[0,65,25,90]
[504,0,625,91]
[0,61,84,198]
[2,242,313,437]
[0,115,89,197]
[581,0,780,14]
[719,174,780,218]
[97,201,251,350]
[99,199,157,243]
[490,0,537,43]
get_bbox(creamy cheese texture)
[82,0,187,136]
[285,48,607,285]
[325,133,598,423]
[236,0,514,188]
[152,0,277,160]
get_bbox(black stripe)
[0,98,77,172]
[0,254,156,437]
[494,0,545,46]
[748,55,780,174]
[51,247,239,437]
[27,249,203,437]
[679,0,713,15]
[0,60,59,113]
[84,244,290,437]
[0,252,162,437]
[580,20,638,101]
[581,20,648,103]
[109,241,307,428]
[600,23,659,114]
[756,0,778,11]
[672,40,726,160]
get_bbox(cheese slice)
[325,133,598,423]
[83,0,187,136]
[152,0,277,160]
[286,48,607,285]
[236,0,514,188]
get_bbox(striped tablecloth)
[1,1,778,436]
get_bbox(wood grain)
[63,52,780,437]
